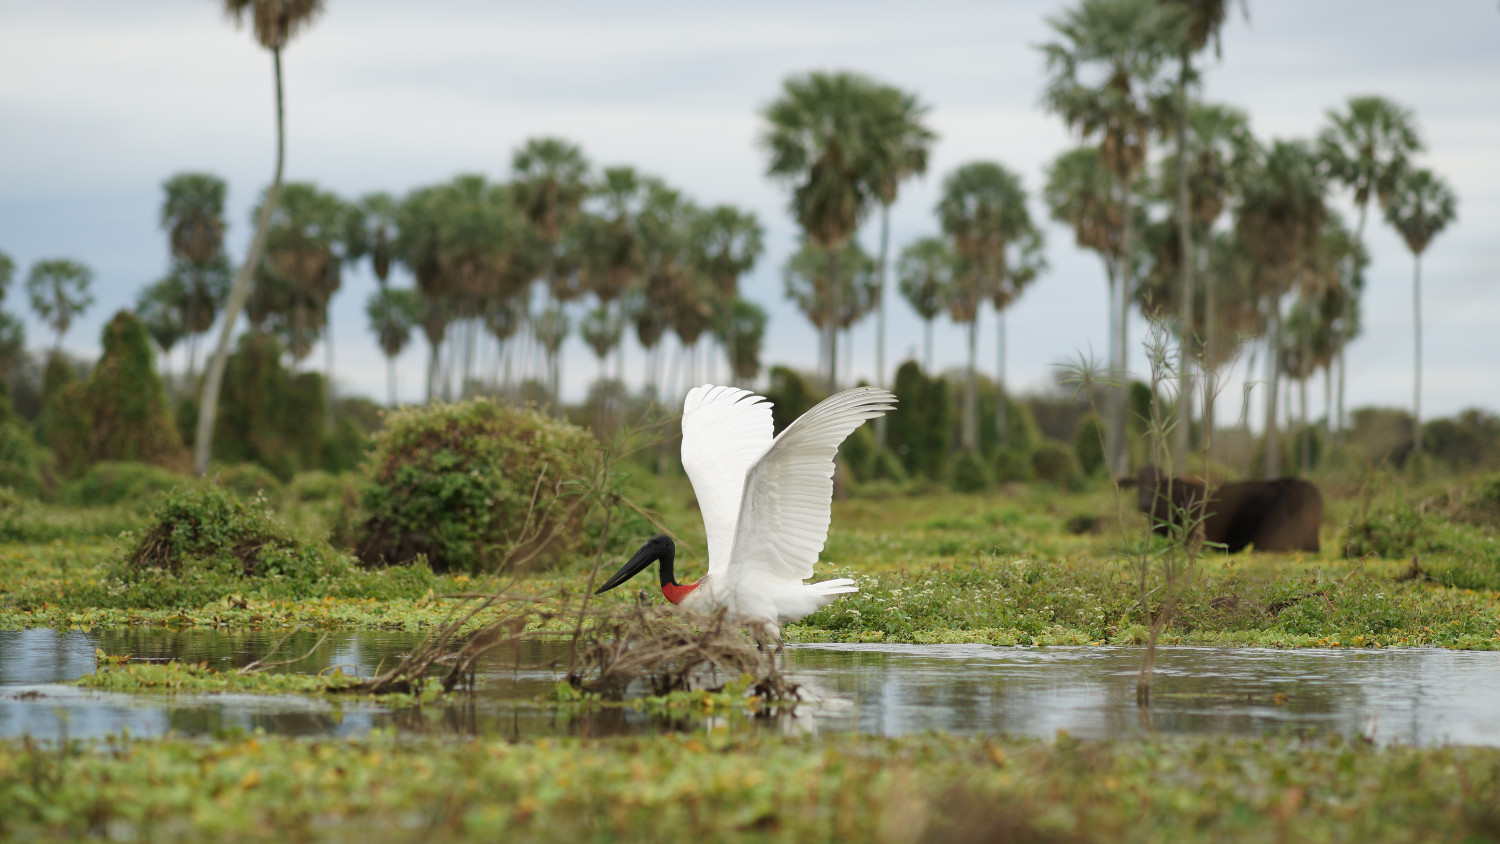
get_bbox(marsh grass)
[3,731,1500,843]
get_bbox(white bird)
[594,383,897,645]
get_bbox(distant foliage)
[213,332,351,480]
[355,399,601,573]
[889,361,952,480]
[991,447,1034,483]
[44,311,187,476]
[1031,440,1084,490]
[764,366,821,435]
[61,461,183,508]
[211,462,283,501]
[0,388,53,496]
[948,451,991,494]
[1072,413,1107,477]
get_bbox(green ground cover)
[1,472,1497,649]
[1,730,1497,843]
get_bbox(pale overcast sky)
[1,0,1496,424]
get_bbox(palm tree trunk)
[1203,241,1216,458]
[875,202,891,448]
[1114,171,1135,474]
[1263,284,1282,479]
[1337,201,1371,443]
[825,246,840,393]
[324,313,334,431]
[425,338,438,404]
[995,306,1008,449]
[1412,253,1423,455]
[1173,56,1194,470]
[923,318,933,372]
[963,316,978,452]
[194,45,285,476]
[1299,372,1309,472]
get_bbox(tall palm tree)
[937,161,1045,451]
[198,0,326,475]
[1236,139,1326,477]
[578,167,648,387]
[693,204,764,383]
[1318,96,1423,442]
[896,236,953,371]
[627,287,670,397]
[579,304,624,383]
[761,70,888,391]
[866,87,936,443]
[1040,0,1188,472]
[25,259,94,353]
[160,172,229,383]
[783,240,879,380]
[366,286,418,406]
[1384,168,1457,456]
[354,191,399,288]
[513,138,590,406]
[137,276,188,375]
[717,298,768,385]
[1159,0,1240,465]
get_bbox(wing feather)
[680,385,775,578]
[726,387,897,585]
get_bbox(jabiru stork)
[595,384,896,646]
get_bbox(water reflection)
[2,629,1498,746]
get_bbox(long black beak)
[595,535,676,594]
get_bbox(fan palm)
[365,286,418,406]
[1040,0,1188,472]
[1236,139,1326,477]
[353,191,399,287]
[1319,96,1424,440]
[937,161,1045,451]
[866,86,936,442]
[137,276,188,373]
[160,172,229,383]
[0,251,20,379]
[896,237,953,371]
[26,259,94,353]
[716,298,768,384]
[783,240,879,379]
[1384,168,1457,456]
[693,204,764,384]
[761,70,890,391]
[1158,0,1240,465]
[198,0,326,475]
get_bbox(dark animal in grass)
[1117,465,1323,553]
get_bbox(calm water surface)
[2,628,1497,745]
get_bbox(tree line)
[0,0,1465,484]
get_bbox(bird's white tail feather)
[809,577,858,595]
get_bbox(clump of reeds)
[566,598,795,701]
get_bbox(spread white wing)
[680,385,774,578]
[725,387,897,585]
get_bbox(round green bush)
[288,470,351,504]
[1031,440,1084,490]
[991,447,1034,483]
[111,484,352,606]
[211,462,283,501]
[1072,414,1107,477]
[948,451,991,494]
[1344,505,1429,559]
[61,461,185,508]
[868,449,910,483]
[355,398,601,573]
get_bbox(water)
[2,628,1498,746]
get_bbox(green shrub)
[948,451,991,494]
[1072,414,1107,477]
[889,362,952,480]
[0,394,53,496]
[765,367,821,434]
[0,488,143,542]
[840,425,877,481]
[1460,474,1500,527]
[107,485,352,606]
[1031,440,1084,490]
[43,311,187,476]
[288,470,349,503]
[212,333,327,481]
[867,449,909,483]
[354,398,601,573]
[212,462,282,501]
[1344,505,1429,559]
[991,447,1034,483]
[62,461,185,507]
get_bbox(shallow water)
[2,628,1498,746]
